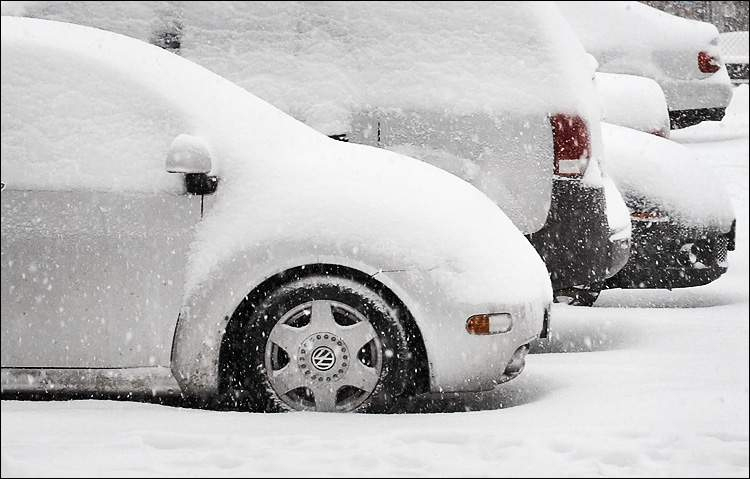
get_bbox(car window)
[1,42,187,193]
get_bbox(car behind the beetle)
[560,1,734,129]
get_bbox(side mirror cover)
[166,134,212,174]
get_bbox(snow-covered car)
[595,72,671,138]
[11,2,630,306]
[0,17,553,412]
[720,31,749,84]
[601,123,735,290]
[593,72,735,291]
[559,1,734,130]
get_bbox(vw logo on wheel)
[311,346,336,371]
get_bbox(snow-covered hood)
[601,123,734,232]
[2,16,552,306]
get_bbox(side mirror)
[166,134,217,195]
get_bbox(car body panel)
[1,190,199,367]
[0,367,180,397]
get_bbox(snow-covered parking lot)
[1,87,748,478]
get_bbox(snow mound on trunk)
[602,122,734,232]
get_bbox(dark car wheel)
[224,274,418,413]
[554,283,603,307]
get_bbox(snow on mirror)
[165,134,212,174]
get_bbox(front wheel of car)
[225,274,419,413]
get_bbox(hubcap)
[310,346,336,371]
[264,300,382,412]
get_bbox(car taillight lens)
[550,114,591,179]
[649,127,670,138]
[698,51,721,73]
[630,210,669,222]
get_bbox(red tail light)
[550,114,590,179]
[698,51,720,73]
[649,128,669,138]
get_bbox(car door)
[1,36,202,368]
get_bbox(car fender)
[170,238,434,398]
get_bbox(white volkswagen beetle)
[0,17,552,413]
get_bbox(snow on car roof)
[184,1,599,133]
[558,1,720,54]
[3,1,600,134]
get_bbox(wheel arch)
[171,262,431,400]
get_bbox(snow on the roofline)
[4,1,599,135]
[180,2,597,133]
[558,1,720,54]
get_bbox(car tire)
[553,283,602,307]
[223,274,418,413]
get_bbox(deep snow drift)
[2,88,748,476]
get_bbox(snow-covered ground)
[1,89,748,478]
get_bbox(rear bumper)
[669,107,726,129]
[662,73,733,129]
[527,179,611,291]
[605,220,730,290]
[606,235,631,279]
[726,63,749,84]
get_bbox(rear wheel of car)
[554,283,602,307]
[225,275,418,413]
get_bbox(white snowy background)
[1,86,747,478]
